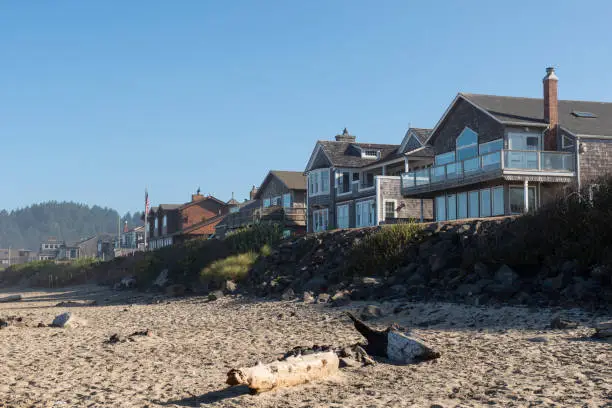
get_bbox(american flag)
[145,189,150,215]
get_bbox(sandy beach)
[0,286,610,408]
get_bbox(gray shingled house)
[401,67,612,221]
[304,128,434,233]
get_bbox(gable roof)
[178,195,227,211]
[254,170,306,199]
[462,93,612,136]
[314,141,400,168]
[410,128,432,144]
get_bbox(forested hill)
[0,202,143,251]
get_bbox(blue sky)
[1,1,611,215]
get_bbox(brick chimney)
[249,185,258,200]
[335,128,356,142]
[191,187,204,202]
[543,67,559,150]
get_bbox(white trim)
[376,175,401,180]
[399,130,423,153]
[359,157,404,171]
[376,176,381,224]
[335,168,353,196]
[503,170,575,177]
[576,134,612,139]
[307,168,331,197]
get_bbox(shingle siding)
[432,98,506,155]
[259,177,289,201]
[379,177,433,221]
[579,139,612,184]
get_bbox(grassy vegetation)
[225,223,283,253]
[346,222,424,276]
[200,251,258,287]
[0,257,100,287]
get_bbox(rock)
[487,265,521,297]
[592,321,612,339]
[389,284,407,297]
[457,283,484,297]
[208,290,224,301]
[550,314,578,329]
[330,291,351,307]
[303,276,328,293]
[360,277,382,287]
[119,276,137,289]
[55,300,97,307]
[224,280,238,294]
[386,330,440,364]
[302,291,315,304]
[51,312,75,328]
[589,265,610,283]
[360,305,383,320]
[316,293,330,304]
[473,262,489,279]
[541,273,565,293]
[153,269,169,287]
[406,269,426,286]
[165,284,186,297]
[281,288,295,301]
[527,336,549,343]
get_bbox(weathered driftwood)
[226,351,339,393]
[0,294,22,303]
[346,312,440,364]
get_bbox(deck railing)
[401,150,574,190]
[222,206,306,230]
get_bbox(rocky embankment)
[248,219,612,310]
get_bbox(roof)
[410,128,432,144]
[405,145,435,158]
[157,204,182,211]
[255,171,306,199]
[316,141,401,168]
[462,93,612,136]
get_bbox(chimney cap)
[544,67,558,81]
[335,128,357,142]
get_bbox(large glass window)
[479,139,503,154]
[492,187,504,216]
[509,187,536,214]
[313,209,329,232]
[263,198,271,208]
[356,200,376,227]
[480,188,491,217]
[435,196,446,222]
[308,169,330,196]
[282,193,291,208]
[456,127,478,161]
[337,171,351,194]
[468,191,479,218]
[458,192,468,219]
[447,194,457,220]
[337,204,349,229]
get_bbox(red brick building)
[146,191,229,250]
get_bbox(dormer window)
[362,149,379,159]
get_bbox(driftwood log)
[226,351,339,393]
[593,321,612,339]
[346,312,440,363]
[0,295,22,303]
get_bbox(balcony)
[401,150,575,195]
[222,206,307,230]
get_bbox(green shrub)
[200,251,258,286]
[346,222,424,276]
[225,224,283,254]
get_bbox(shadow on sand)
[155,385,251,406]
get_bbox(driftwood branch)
[0,295,22,303]
[226,351,339,393]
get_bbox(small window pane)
[468,191,479,218]
[447,194,457,220]
[480,188,491,217]
[435,196,446,221]
[457,145,478,161]
[458,192,468,219]
[479,139,503,154]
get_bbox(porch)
[223,206,307,230]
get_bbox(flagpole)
[144,189,148,251]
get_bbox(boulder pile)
[247,219,612,309]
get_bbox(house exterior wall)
[259,177,288,201]
[431,98,505,155]
[180,200,226,230]
[307,169,335,233]
[404,135,422,152]
[377,177,433,221]
[579,138,612,185]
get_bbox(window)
[356,200,376,227]
[162,215,167,234]
[312,209,329,232]
[154,218,159,236]
[337,171,351,194]
[435,196,446,222]
[492,187,504,216]
[435,151,455,166]
[562,135,574,149]
[480,188,491,217]
[336,204,349,229]
[308,169,330,196]
[508,132,540,151]
[510,187,536,214]
[363,150,379,158]
[447,194,457,220]
[456,127,478,161]
[272,196,282,206]
[263,198,271,208]
[361,172,375,189]
[282,193,291,208]
[352,172,360,181]
[571,111,597,118]
[458,192,468,219]
[384,201,397,220]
